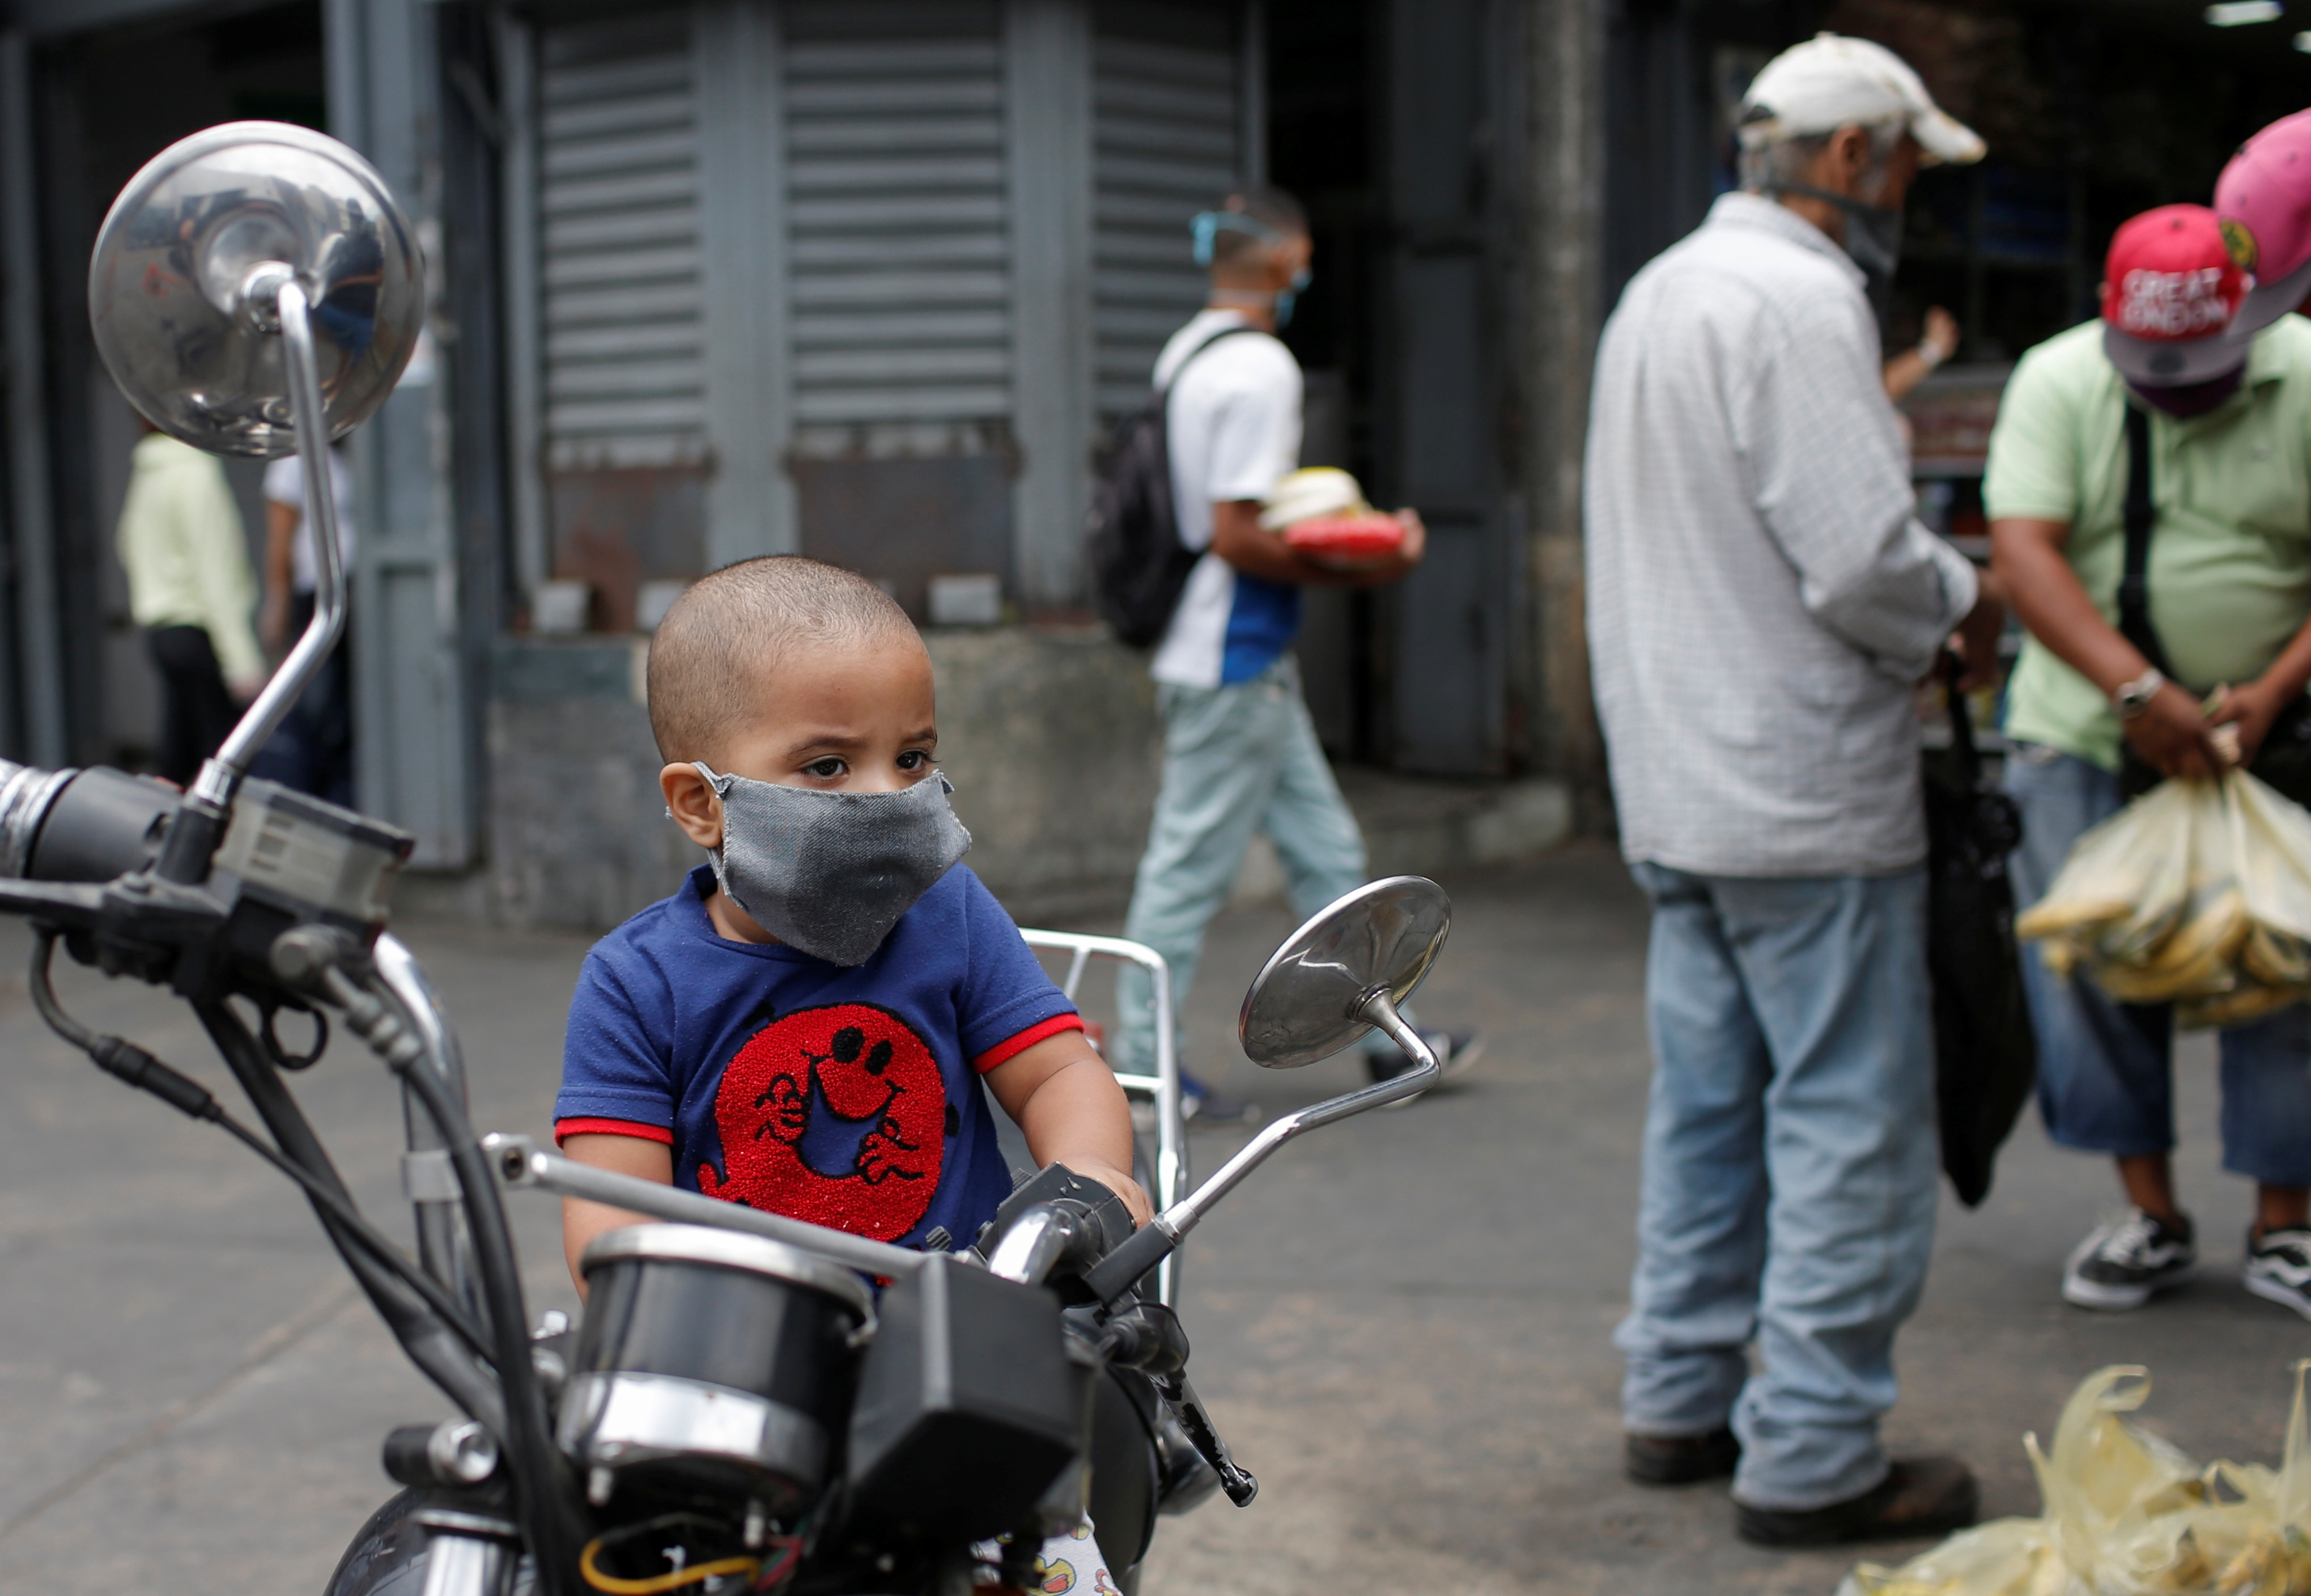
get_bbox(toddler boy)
[556,555,1150,1280]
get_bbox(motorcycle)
[20,121,1459,1596]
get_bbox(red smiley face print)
[698,1002,948,1241]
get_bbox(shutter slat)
[793,386,1010,423]
[542,168,698,217]
[790,270,1010,306]
[785,40,1002,76]
[535,18,706,466]
[542,129,699,180]
[540,90,693,142]
[542,205,699,253]
[544,283,703,326]
[791,309,1010,346]
[785,116,1004,154]
[542,244,702,289]
[795,347,1009,382]
[787,155,1005,193]
[547,323,706,361]
[790,233,1006,267]
[790,195,1006,231]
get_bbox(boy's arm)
[559,1132,673,1295]
[983,1032,1153,1227]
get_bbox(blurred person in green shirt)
[1988,203,2311,1323]
[116,421,266,784]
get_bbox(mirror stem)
[1087,992,1440,1305]
[160,277,350,882]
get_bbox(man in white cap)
[1990,201,2311,1327]
[1585,32,1997,1545]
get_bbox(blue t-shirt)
[556,863,1081,1249]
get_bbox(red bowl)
[1282,515,1404,558]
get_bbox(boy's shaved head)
[647,556,920,763]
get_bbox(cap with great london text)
[2099,204,2249,388]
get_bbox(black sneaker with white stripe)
[2244,1228,2311,1322]
[2062,1208,2196,1311]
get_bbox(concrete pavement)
[0,845,2302,1593]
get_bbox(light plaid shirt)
[1584,192,1978,878]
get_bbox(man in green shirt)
[116,421,266,784]
[1987,203,2311,1322]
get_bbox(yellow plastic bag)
[2017,773,2311,1028]
[1843,1364,2311,1596]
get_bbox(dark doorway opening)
[30,1,325,769]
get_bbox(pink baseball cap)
[2100,205,2249,387]
[2216,109,2311,345]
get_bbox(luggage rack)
[1017,928,1184,1309]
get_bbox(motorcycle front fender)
[326,1490,528,1596]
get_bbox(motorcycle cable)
[192,995,509,1435]
[574,1513,784,1595]
[26,931,492,1362]
[288,939,587,1596]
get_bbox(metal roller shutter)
[1093,10,1241,415]
[784,2,1011,440]
[537,11,707,470]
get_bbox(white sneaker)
[2062,1207,2197,1311]
[2244,1228,2311,1322]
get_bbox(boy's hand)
[1066,1155,1154,1229]
[983,1028,1152,1230]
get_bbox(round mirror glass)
[88,121,424,457]
[1237,876,1451,1069]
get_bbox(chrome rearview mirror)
[1082,876,1454,1305]
[89,120,421,456]
[1238,875,1450,1069]
[87,122,423,875]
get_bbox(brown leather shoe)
[1734,1455,1979,1547]
[1624,1426,1740,1486]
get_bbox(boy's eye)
[895,750,927,771]
[804,757,846,778]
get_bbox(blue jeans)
[1115,656,1398,1071]
[1618,863,1939,1511]
[2003,745,2311,1187]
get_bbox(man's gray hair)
[1736,118,1905,194]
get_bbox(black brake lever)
[1154,1370,1257,1506]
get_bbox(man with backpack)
[1103,185,1476,1120]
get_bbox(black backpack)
[1085,325,1259,648]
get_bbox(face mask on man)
[1274,265,1312,330]
[692,765,972,966]
[1764,179,1905,323]
[2127,367,2246,419]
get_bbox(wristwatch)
[2113,667,2166,720]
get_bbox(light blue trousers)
[1114,656,1397,1071]
[1618,862,1940,1511]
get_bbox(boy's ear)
[661,763,724,849]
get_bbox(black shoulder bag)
[2114,404,2311,805]
[1923,655,2036,1207]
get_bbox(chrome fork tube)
[374,935,483,1318]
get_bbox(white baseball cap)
[1738,33,1985,167]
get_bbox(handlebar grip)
[1084,1217,1178,1305]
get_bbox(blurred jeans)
[2004,744,2311,1186]
[1617,861,1939,1511]
[1114,655,1403,1072]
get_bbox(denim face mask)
[694,764,971,966]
